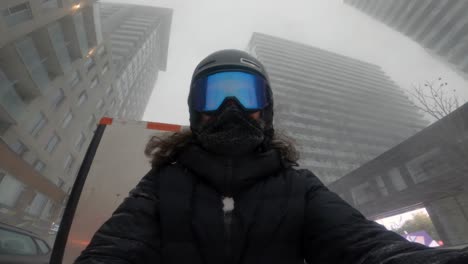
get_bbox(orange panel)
[99,117,113,125]
[146,122,181,132]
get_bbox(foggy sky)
[103,0,468,125]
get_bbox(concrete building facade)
[99,3,172,120]
[329,102,468,246]
[248,33,427,184]
[0,0,110,235]
[344,0,468,79]
[0,1,172,237]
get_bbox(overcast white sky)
[104,0,468,125]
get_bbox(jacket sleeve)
[74,169,161,264]
[301,169,468,264]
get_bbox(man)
[75,50,467,264]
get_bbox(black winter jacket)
[75,144,467,264]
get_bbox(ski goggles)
[191,71,270,112]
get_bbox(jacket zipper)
[226,158,233,195]
[225,159,233,263]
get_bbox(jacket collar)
[177,143,284,196]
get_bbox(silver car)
[0,223,51,264]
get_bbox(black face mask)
[196,104,265,156]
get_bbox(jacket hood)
[177,144,285,196]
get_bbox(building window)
[75,132,86,152]
[73,11,89,56]
[96,99,104,111]
[115,79,122,93]
[87,115,96,130]
[8,140,28,157]
[90,76,99,89]
[39,199,53,220]
[29,112,47,137]
[375,175,388,197]
[1,2,33,27]
[101,63,109,75]
[45,133,60,154]
[84,57,95,73]
[351,181,379,206]
[110,99,116,109]
[61,110,73,128]
[0,172,24,207]
[77,91,88,106]
[51,88,65,110]
[25,192,47,216]
[57,178,65,188]
[0,69,23,122]
[48,21,71,73]
[41,0,59,11]
[15,36,50,92]
[97,45,106,57]
[105,86,113,96]
[388,168,407,191]
[68,70,80,89]
[33,160,46,173]
[63,154,75,174]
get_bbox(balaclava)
[188,49,274,156]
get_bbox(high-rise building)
[0,0,110,234]
[0,1,173,237]
[344,0,468,79]
[99,3,173,120]
[248,33,427,184]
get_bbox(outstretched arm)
[75,169,161,264]
[301,170,468,264]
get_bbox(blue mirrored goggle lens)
[192,71,269,112]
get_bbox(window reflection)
[0,172,25,208]
[45,134,60,154]
[61,111,73,129]
[1,2,33,27]
[29,113,47,138]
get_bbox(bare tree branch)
[409,78,460,120]
[428,81,449,116]
[408,84,443,120]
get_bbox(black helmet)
[188,49,275,135]
[190,49,270,82]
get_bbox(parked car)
[0,222,51,264]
